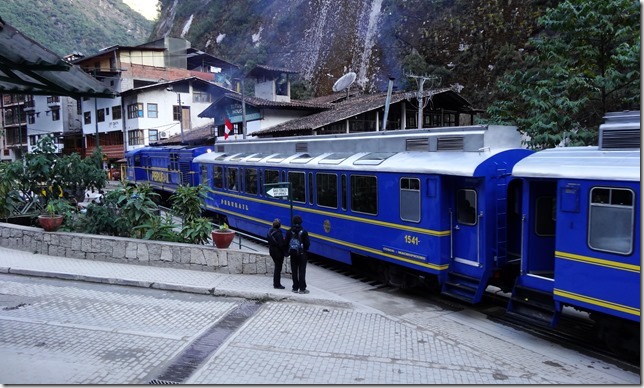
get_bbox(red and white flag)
[224,117,233,140]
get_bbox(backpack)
[288,230,303,256]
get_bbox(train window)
[535,196,556,236]
[354,152,396,165]
[341,174,347,211]
[267,154,286,163]
[288,171,306,203]
[589,187,634,255]
[308,172,313,204]
[351,175,377,215]
[456,189,477,225]
[229,153,252,162]
[291,154,314,164]
[212,166,223,188]
[264,169,280,185]
[226,168,238,191]
[244,168,258,195]
[319,153,351,164]
[247,153,268,162]
[317,173,338,208]
[134,155,141,166]
[200,166,208,185]
[400,177,421,222]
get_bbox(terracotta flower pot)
[38,214,64,232]
[212,230,235,249]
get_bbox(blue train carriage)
[508,111,640,354]
[194,125,532,302]
[125,145,213,193]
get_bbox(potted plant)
[212,222,236,249]
[38,199,65,232]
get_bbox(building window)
[97,108,105,122]
[76,100,82,115]
[112,105,122,120]
[127,129,144,145]
[193,91,211,103]
[147,103,158,118]
[27,114,35,124]
[84,111,91,124]
[173,105,181,121]
[149,129,158,142]
[127,103,143,119]
[51,108,60,121]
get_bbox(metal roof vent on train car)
[406,138,430,151]
[598,111,641,150]
[436,136,464,151]
[295,142,308,153]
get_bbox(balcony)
[23,100,35,110]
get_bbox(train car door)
[452,188,479,266]
[523,180,556,277]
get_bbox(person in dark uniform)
[267,218,286,289]
[285,215,311,294]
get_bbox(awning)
[0,17,115,98]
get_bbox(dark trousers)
[290,253,307,291]
[271,256,284,287]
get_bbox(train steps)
[441,272,487,304]
[506,284,559,327]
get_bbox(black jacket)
[267,226,286,259]
[285,225,310,256]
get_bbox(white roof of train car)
[194,147,527,177]
[511,147,640,181]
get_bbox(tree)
[485,0,640,149]
[0,136,107,217]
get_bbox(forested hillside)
[0,0,153,57]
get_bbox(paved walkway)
[0,246,640,384]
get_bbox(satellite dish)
[332,72,357,92]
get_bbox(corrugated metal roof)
[0,17,115,97]
[251,88,466,135]
[198,93,332,118]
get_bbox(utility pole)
[406,73,440,129]
[177,93,184,144]
[240,78,247,139]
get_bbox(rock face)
[151,0,546,107]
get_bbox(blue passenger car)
[125,145,213,193]
[509,111,640,354]
[194,125,532,302]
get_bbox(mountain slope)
[0,0,153,57]
[151,0,554,109]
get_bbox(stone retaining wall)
[0,222,280,275]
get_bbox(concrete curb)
[3,267,355,309]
